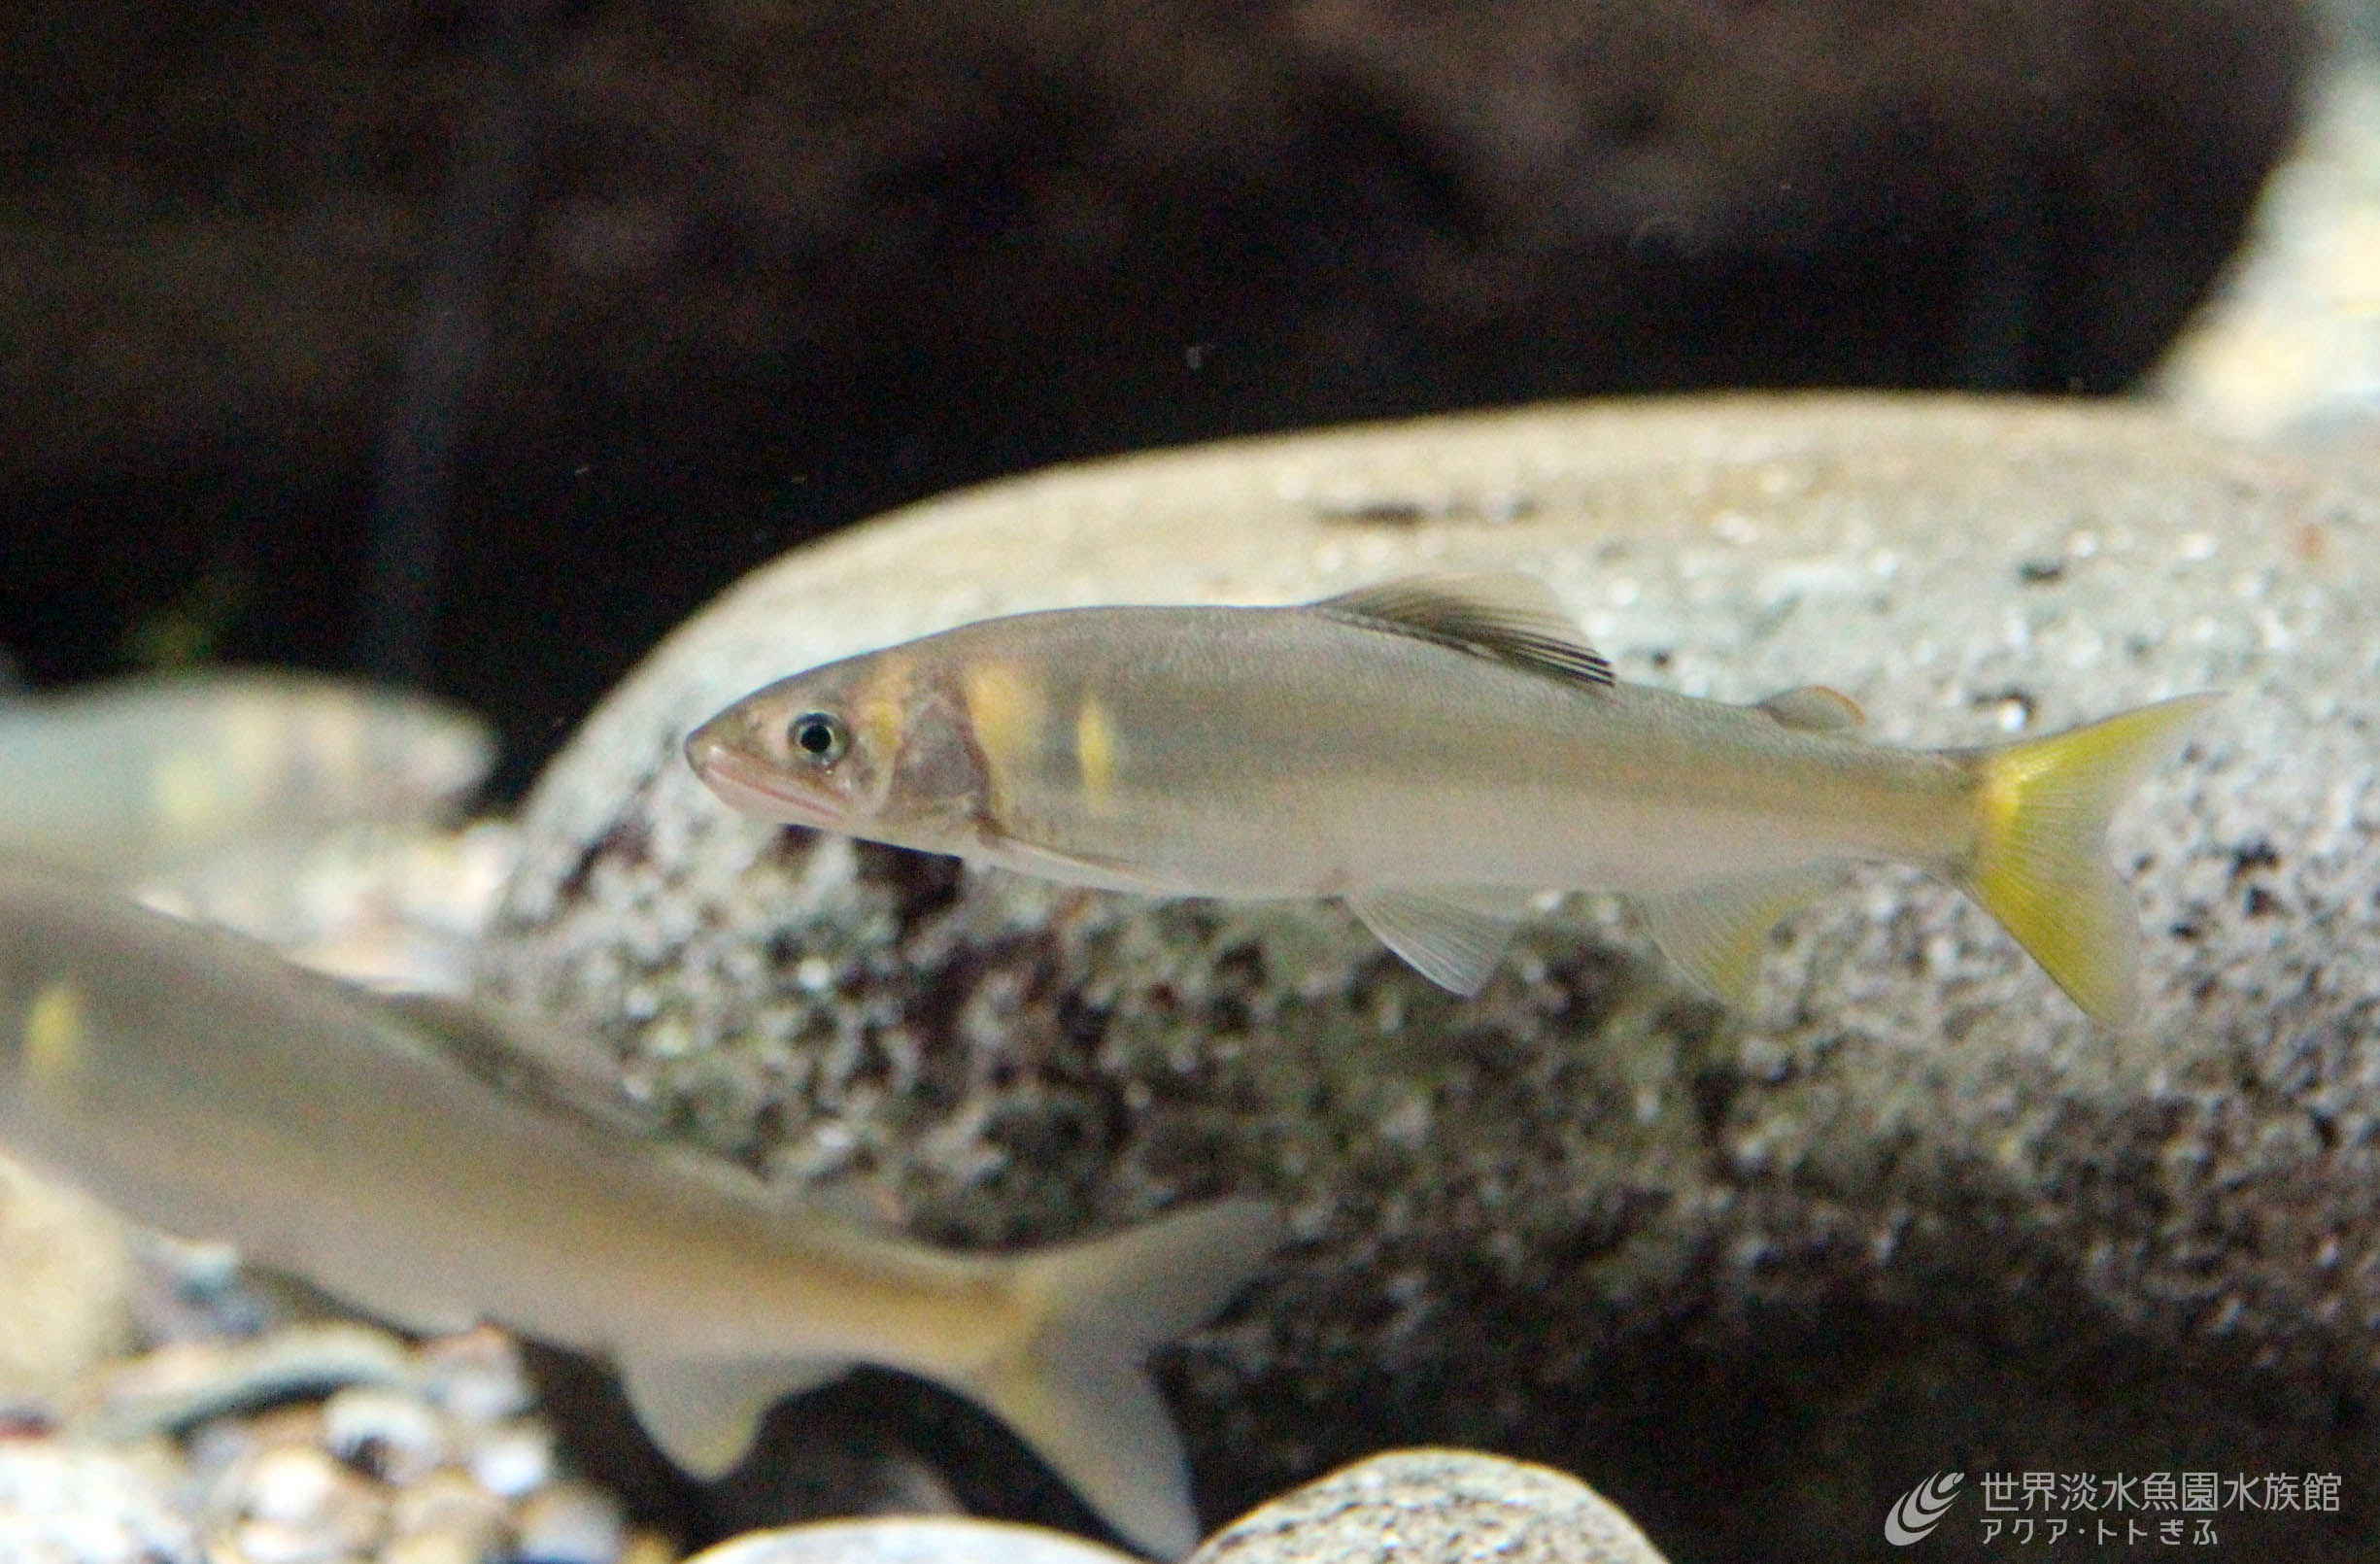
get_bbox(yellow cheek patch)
[856,655,915,765]
[963,663,1048,819]
[23,981,88,1095]
[1074,695,1117,810]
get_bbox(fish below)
[686,573,2219,1027]
[0,862,1278,1559]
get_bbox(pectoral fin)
[618,1353,851,1478]
[1634,867,1840,1006]
[1345,889,1527,996]
[981,835,1186,897]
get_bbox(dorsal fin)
[1758,685,1865,731]
[1309,573,1615,689]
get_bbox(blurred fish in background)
[0,670,506,992]
[0,864,1280,1559]
[0,670,492,881]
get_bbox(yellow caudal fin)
[969,1200,1282,1560]
[1955,693,2223,1028]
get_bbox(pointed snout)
[682,715,731,785]
[683,709,843,829]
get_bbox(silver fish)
[0,670,493,880]
[686,573,2217,1025]
[0,862,1277,1558]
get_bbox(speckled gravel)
[0,1322,675,1564]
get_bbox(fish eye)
[788,711,849,766]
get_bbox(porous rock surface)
[482,395,2380,1559]
[1188,1449,1668,1564]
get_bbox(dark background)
[0,0,2313,791]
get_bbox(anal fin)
[1345,888,1528,996]
[1633,867,1840,1006]
[618,1353,851,1479]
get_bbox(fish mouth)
[684,725,845,830]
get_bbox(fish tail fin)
[973,1199,1283,1560]
[1952,693,2221,1029]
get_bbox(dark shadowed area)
[0,0,2311,788]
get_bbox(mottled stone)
[482,395,2380,1558]
[1191,1450,1667,1564]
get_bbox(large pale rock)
[483,395,2380,1559]
[1190,1450,1667,1564]
[689,1517,1139,1564]
[0,1154,133,1416]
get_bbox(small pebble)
[242,1446,346,1527]
[463,1420,552,1499]
[514,1479,626,1564]
[217,1444,387,1562]
[618,1532,680,1564]
[187,1421,263,1495]
[221,1516,343,1564]
[322,1387,445,1484]
[383,1532,490,1564]
[686,1517,1139,1564]
[386,1470,507,1559]
[84,1324,412,1443]
[0,1439,198,1564]
[414,1333,532,1427]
